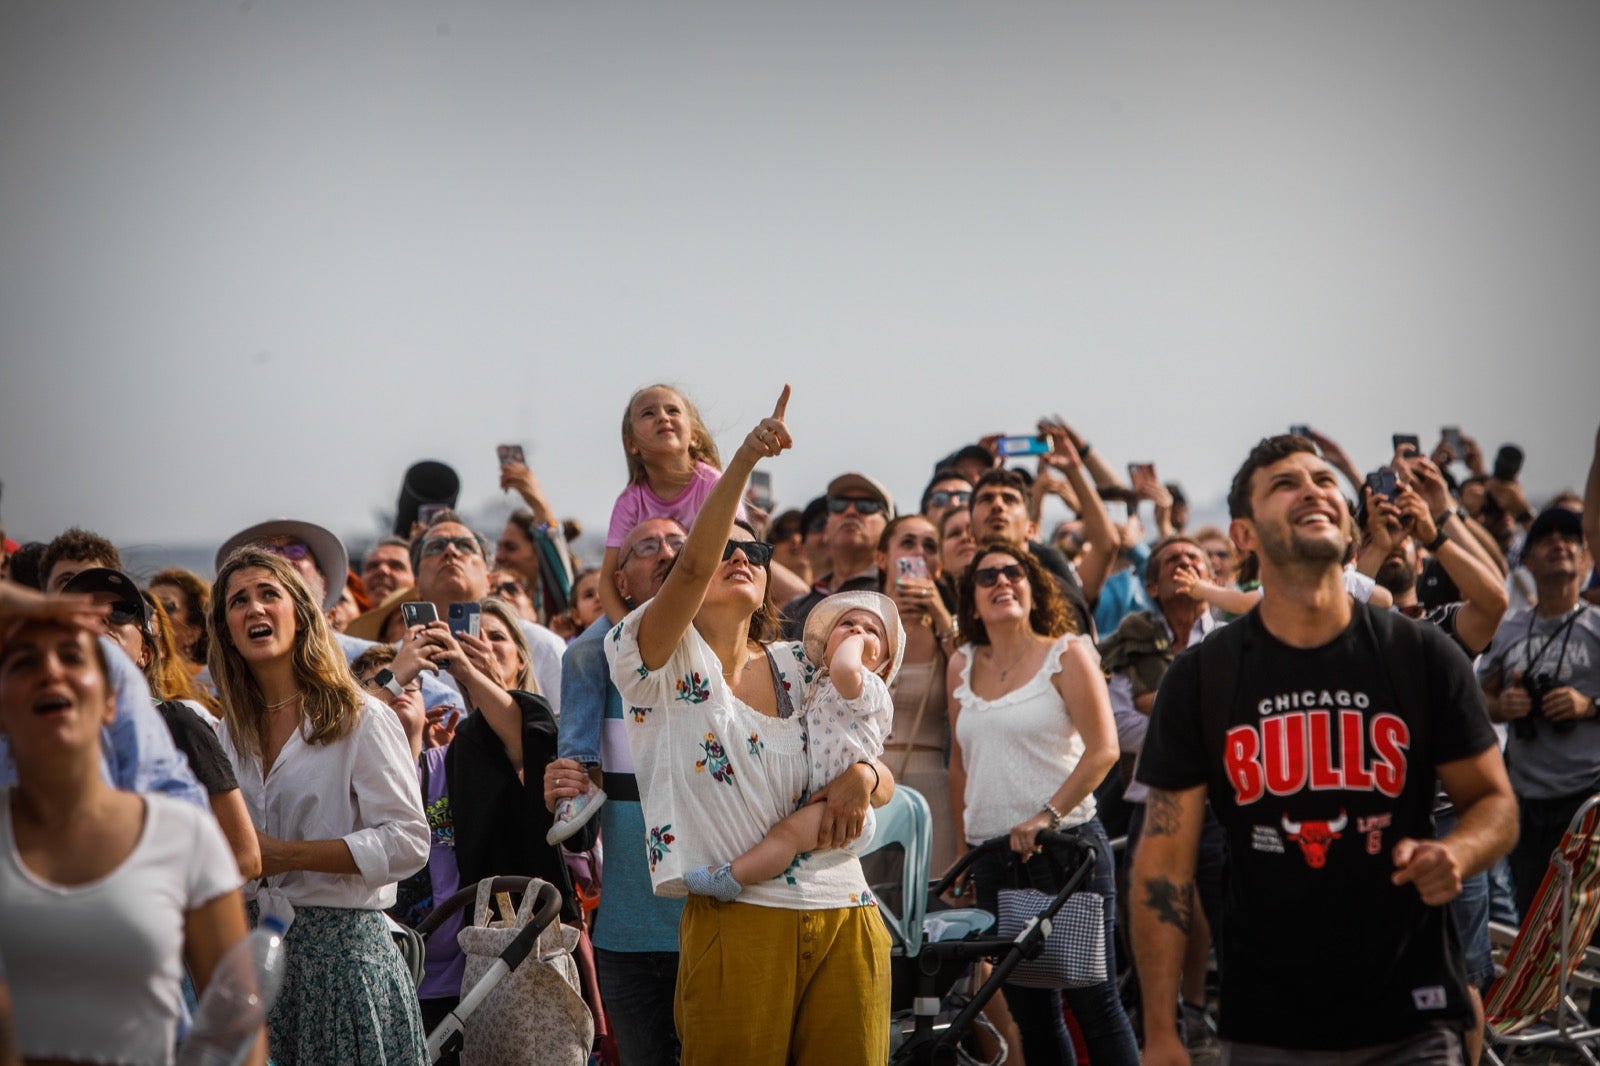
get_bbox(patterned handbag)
[456,879,594,1065]
[995,887,1108,990]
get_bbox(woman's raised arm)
[635,386,793,669]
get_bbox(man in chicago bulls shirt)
[1131,434,1517,1065]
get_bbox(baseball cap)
[1525,507,1584,548]
[61,567,152,636]
[826,473,895,518]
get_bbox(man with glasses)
[544,517,690,1066]
[410,510,566,709]
[920,468,973,525]
[781,473,893,640]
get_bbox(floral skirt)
[253,904,428,1066]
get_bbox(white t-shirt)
[1,792,240,1066]
[605,607,878,910]
[222,696,428,926]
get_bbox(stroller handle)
[415,876,560,939]
[928,828,1091,898]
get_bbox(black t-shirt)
[155,700,238,795]
[1137,606,1496,1050]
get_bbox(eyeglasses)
[262,539,312,562]
[973,563,1027,588]
[927,490,971,510]
[827,496,886,516]
[723,540,773,567]
[420,536,482,558]
[492,580,526,598]
[622,534,687,563]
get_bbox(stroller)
[409,876,576,1065]
[866,787,1101,1066]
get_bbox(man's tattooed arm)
[1142,875,1193,933]
[1143,787,1184,837]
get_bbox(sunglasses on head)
[263,540,312,562]
[973,563,1027,588]
[622,534,687,563]
[827,496,886,516]
[723,540,774,567]
[420,536,481,558]
[928,490,971,509]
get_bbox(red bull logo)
[1281,811,1347,869]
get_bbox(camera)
[1513,673,1572,738]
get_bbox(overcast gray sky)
[3,1,1597,564]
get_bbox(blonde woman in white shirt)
[210,548,429,1066]
[0,618,261,1066]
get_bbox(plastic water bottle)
[176,915,286,1066]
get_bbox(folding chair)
[1484,793,1600,1065]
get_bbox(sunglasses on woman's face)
[492,580,526,598]
[723,540,774,567]
[973,563,1027,588]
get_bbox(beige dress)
[884,653,957,873]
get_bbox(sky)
[3,1,1597,571]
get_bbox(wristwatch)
[363,668,404,700]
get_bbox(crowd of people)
[0,385,1596,1066]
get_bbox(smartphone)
[897,556,929,582]
[1441,426,1463,455]
[747,469,773,512]
[401,601,438,629]
[1493,444,1524,482]
[1392,434,1420,456]
[497,443,525,467]
[448,601,481,639]
[1289,424,1311,439]
[1364,469,1398,502]
[416,502,448,526]
[1128,462,1155,483]
[996,435,1053,457]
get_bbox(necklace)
[991,643,1031,684]
[263,691,301,712]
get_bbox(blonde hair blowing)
[481,597,536,694]
[208,547,364,762]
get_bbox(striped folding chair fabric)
[1486,794,1600,1039]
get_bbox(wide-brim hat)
[345,585,416,642]
[802,590,906,687]
[62,567,152,637]
[826,472,895,518]
[215,518,349,611]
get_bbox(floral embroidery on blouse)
[647,824,675,872]
[849,887,877,907]
[746,732,763,757]
[675,671,712,704]
[781,851,812,886]
[630,706,651,723]
[694,732,734,784]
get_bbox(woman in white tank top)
[947,542,1138,1066]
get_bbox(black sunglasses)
[827,496,886,516]
[973,563,1027,588]
[106,605,143,627]
[491,580,526,598]
[927,490,971,510]
[723,540,774,567]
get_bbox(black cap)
[1526,507,1584,548]
[62,567,152,635]
[800,495,829,537]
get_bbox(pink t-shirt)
[606,462,747,547]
